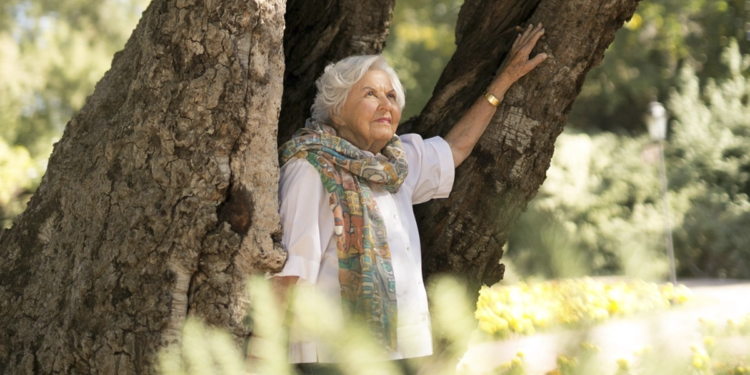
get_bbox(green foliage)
[0,0,147,227]
[383,0,462,120]
[509,41,750,280]
[0,0,147,153]
[667,40,750,278]
[507,131,671,280]
[569,0,750,134]
[0,137,38,225]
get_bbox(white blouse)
[274,134,455,363]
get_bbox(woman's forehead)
[355,70,395,91]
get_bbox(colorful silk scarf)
[279,119,408,352]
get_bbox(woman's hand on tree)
[491,23,548,92]
[445,23,548,167]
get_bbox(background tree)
[0,0,638,373]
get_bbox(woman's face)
[332,69,402,154]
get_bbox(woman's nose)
[378,96,393,111]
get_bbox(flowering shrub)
[700,315,750,337]
[486,317,750,375]
[475,278,693,338]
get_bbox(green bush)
[506,131,671,280]
[667,40,750,278]
[508,41,750,280]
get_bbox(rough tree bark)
[0,0,639,373]
[411,0,640,293]
[0,0,396,373]
[0,0,289,372]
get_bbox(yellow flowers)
[704,336,716,348]
[715,314,750,336]
[691,346,710,370]
[692,315,750,375]
[494,351,527,375]
[616,358,629,371]
[659,282,694,304]
[475,278,692,338]
[489,314,750,375]
[579,341,601,353]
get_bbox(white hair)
[310,55,406,125]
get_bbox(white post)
[646,101,677,285]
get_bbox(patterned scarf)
[279,119,408,352]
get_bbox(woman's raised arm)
[445,23,547,168]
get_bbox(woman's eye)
[388,93,397,100]
[367,91,376,97]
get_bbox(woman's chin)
[369,126,396,140]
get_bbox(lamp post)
[645,101,677,286]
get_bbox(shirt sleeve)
[400,134,455,205]
[273,158,331,283]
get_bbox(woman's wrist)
[483,91,502,107]
[487,76,513,100]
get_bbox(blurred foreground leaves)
[159,276,478,375]
[157,276,750,375]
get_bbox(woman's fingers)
[500,23,547,81]
[512,32,521,49]
[526,51,548,71]
[514,25,532,47]
[486,23,546,93]
[527,24,545,49]
[519,24,544,52]
[511,23,544,55]
[518,24,534,45]
[519,23,539,44]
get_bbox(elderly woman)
[274,24,547,372]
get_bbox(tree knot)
[217,186,253,235]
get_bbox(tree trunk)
[411,0,640,292]
[0,0,639,373]
[0,0,287,372]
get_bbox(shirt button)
[393,214,398,220]
[406,246,411,251]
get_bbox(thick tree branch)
[414,0,640,292]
